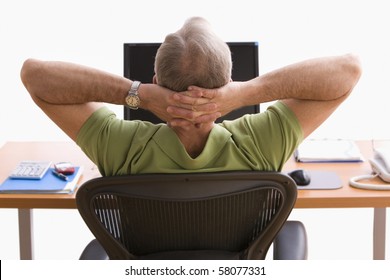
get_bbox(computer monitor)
[123,42,259,123]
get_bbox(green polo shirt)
[76,101,303,176]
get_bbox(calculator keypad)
[9,161,52,180]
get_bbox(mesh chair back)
[76,171,297,259]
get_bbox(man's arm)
[21,59,219,140]
[172,54,362,137]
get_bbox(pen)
[52,170,68,181]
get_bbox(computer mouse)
[288,169,311,186]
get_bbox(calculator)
[9,161,52,180]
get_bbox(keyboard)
[9,161,52,180]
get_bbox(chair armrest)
[273,220,308,260]
[79,239,109,260]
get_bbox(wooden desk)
[1,141,389,259]
[0,142,100,209]
[285,142,389,209]
[283,141,389,260]
[0,141,100,260]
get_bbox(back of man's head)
[155,17,232,92]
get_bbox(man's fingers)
[188,86,217,99]
[194,112,222,123]
[169,111,221,128]
[173,86,217,106]
[172,93,211,107]
[167,102,218,116]
[167,106,197,120]
[167,104,220,123]
[168,119,194,128]
[195,102,218,112]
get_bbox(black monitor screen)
[124,42,259,123]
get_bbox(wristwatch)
[125,81,141,110]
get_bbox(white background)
[0,0,389,259]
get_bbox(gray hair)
[154,17,232,92]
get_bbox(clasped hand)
[149,82,241,127]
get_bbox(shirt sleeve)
[221,101,304,171]
[76,107,136,176]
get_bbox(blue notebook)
[0,166,83,194]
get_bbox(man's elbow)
[345,53,362,88]
[20,58,41,95]
[337,54,362,100]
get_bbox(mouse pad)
[284,170,343,190]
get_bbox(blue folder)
[0,167,83,193]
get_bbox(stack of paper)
[294,139,364,163]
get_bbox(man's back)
[76,102,302,176]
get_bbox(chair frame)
[76,171,297,260]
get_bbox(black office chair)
[76,171,307,260]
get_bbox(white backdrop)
[0,0,389,259]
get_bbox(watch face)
[126,81,141,109]
[126,95,140,109]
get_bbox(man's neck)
[171,123,215,158]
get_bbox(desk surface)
[1,141,389,209]
[284,141,390,208]
[0,142,99,209]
